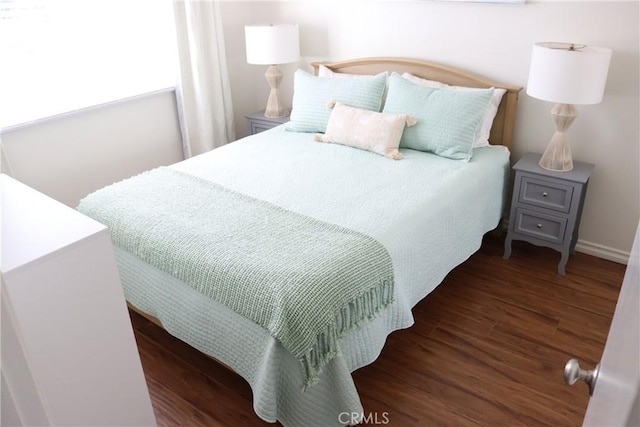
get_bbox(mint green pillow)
[286,70,387,133]
[383,73,494,161]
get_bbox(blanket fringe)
[300,277,394,391]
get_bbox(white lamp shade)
[527,42,612,105]
[245,24,300,65]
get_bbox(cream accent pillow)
[401,72,506,148]
[314,101,416,160]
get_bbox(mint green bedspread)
[77,167,394,388]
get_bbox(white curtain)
[173,1,236,158]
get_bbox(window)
[0,0,177,129]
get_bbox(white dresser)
[1,175,156,426]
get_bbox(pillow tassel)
[386,150,404,160]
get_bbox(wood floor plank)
[145,376,199,427]
[352,364,481,426]
[132,234,625,426]
[459,268,618,335]
[135,332,270,426]
[132,313,255,403]
[382,332,572,426]
[428,324,587,419]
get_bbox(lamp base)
[539,131,574,172]
[538,103,577,172]
[264,65,288,118]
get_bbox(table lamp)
[527,42,612,172]
[245,24,300,118]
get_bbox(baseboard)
[574,240,630,265]
[500,220,630,265]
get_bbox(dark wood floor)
[129,234,626,426]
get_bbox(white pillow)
[401,73,506,148]
[318,64,370,79]
[314,101,416,160]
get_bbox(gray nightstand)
[503,152,594,275]
[245,110,289,135]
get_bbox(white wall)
[1,90,184,208]
[221,0,640,261]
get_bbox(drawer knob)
[536,223,543,229]
[542,192,548,197]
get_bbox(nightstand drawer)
[250,122,276,135]
[246,110,290,136]
[514,208,567,244]
[519,175,574,213]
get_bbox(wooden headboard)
[311,57,522,150]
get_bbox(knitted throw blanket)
[77,167,394,388]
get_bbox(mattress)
[114,125,510,426]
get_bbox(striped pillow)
[401,72,506,148]
[286,69,387,133]
[383,73,494,161]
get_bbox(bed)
[78,58,521,426]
